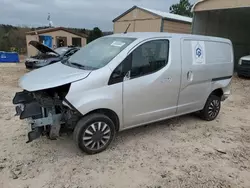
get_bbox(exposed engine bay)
[30,52,58,60]
[13,84,81,143]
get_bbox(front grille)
[242,60,250,66]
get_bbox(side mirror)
[112,70,123,79]
[123,71,131,81]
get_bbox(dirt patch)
[0,63,250,188]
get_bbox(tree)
[87,27,103,43]
[169,0,193,17]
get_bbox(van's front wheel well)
[83,109,120,132]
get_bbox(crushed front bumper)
[13,91,42,118]
[13,91,62,143]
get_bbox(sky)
[0,0,196,31]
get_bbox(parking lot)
[0,63,250,188]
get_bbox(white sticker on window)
[111,41,126,47]
[192,41,206,65]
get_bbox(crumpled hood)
[19,62,91,91]
[241,55,250,61]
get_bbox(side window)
[131,40,169,78]
[108,55,131,85]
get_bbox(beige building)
[113,6,192,34]
[26,27,87,57]
[192,0,250,66]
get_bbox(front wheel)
[200,95,221,121]
[73,113,116,154]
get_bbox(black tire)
[200,95,221,121]
[73,113,116,155]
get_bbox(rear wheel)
[73,113,116,154]
[200,95,221,121]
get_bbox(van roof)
[107,32,231,43]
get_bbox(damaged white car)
[13,33,233,154]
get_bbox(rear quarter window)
[182,40,232,65]
[205,41,232,64]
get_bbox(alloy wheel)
[82,122,111,150]
[208,99,220,119]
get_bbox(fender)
[64,67,124,129]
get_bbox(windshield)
[67,37,136,69]
[54,47,69,55]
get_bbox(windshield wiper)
[64,60,96,70]
[70,62,86,69]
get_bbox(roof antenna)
[47,13,53,27]
[124,23,131,34]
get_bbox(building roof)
[191,0,205,12]
[192,0,250,12]
[26,27,88,38]
[113,6,192,23]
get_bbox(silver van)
[13,33,234,154]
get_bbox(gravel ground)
[0,63,250,188]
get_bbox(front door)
[123,39,181,128]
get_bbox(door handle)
[187,71,193,81]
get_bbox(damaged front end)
[13,84,80,143]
